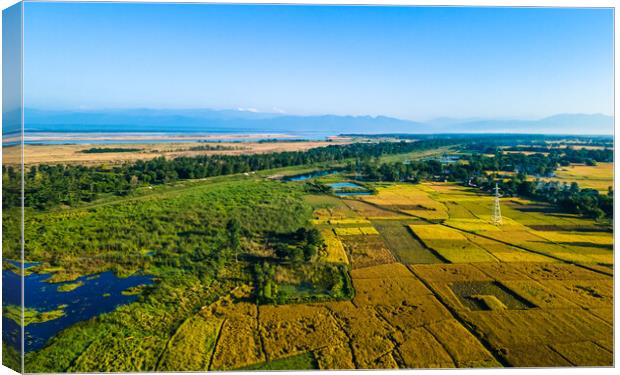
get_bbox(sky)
[23,2,613,121]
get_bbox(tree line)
[2,138,459,210]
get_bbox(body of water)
[2,268,153,352]
[328,182,366,189]
[327,182,373,196]
[283,169,340,182]
[23,130,337,145]
[334,191,373,196]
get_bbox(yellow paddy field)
[532,162,613,193]
[155,182,613,369]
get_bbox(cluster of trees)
[272,227,323,263]
[476,175,613,219]
[343,151,557,184]
[254,262,277,302]
[3,138,459,210]
[560,148,613,165]
[254,226,355,304]
[344,158,442,183]
[467,143,612,165]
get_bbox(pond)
[334,191,373,196]
[283,169,340,181]
[327,182,373,196]
[2,267,154,352]
[327,182,366,189]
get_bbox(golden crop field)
[320,229,349,264]
[152,181,612,370]
[361,184,450,221]
[334,226,380,236]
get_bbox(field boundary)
[406,266,509,367]
[207,318,227,371]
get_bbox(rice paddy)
[319,229,348,264]
[171,181,611,369]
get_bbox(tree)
[303,244,317,261]
[226,218,241,262]
[306,228,322,247]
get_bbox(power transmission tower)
[491,183,503,226]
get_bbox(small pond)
[2,266,154,352]
[283,169,340,182]
[334,191,373,196]
[327,182,372,196]
[327,182,365,189]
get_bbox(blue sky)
[23,2,613,121]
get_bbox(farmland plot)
[258,304,348,360]
[361,184,449,221]
[340,235,396,269]
[157,313,222,371]
[409,225,498,263]
[320,229,348,264]
[412,259,613,367]
[372,220,445,264]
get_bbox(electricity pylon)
[491,183,503,226]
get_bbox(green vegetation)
[3,305,66,327]
[57,281,84,292]
[2,341,21,372]
[5,179,312,274]
[121,284,149,296]
[252,226,353,304]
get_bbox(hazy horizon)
[24,3,614,121]
[21,108,614,136]
[21,106,615,123]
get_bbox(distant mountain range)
[22,108,613,135]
